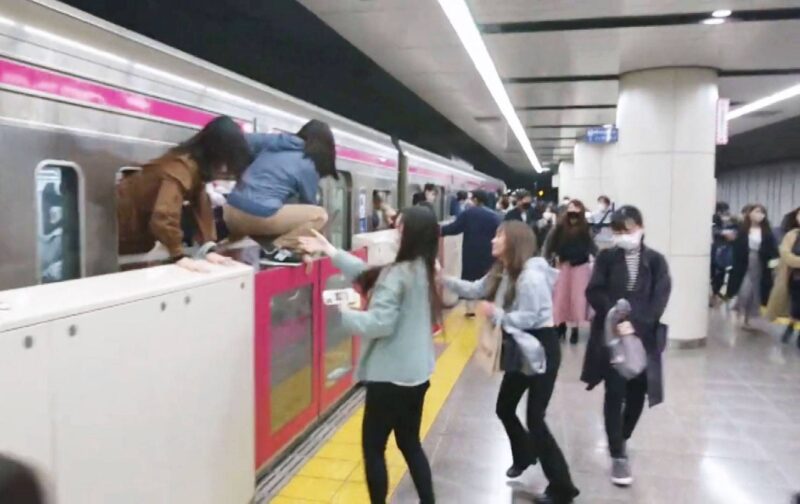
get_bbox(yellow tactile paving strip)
[272,308,480,503]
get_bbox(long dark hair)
[354,206,443,326]
[740,203,773,237]
[486,221,538,309]
[169,116,252,181]
[781,206,800,233]
[548,198,591,254]
[297,119,338,179]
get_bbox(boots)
[570,327,579,345]
[557,323,567,342]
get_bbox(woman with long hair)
[224,119,338,266]
[299,206,441,504]
[442,221,579,504]
[117,115,251,271]
[766,206,800,345]
[543,199,597,344]
[728,204,779,329]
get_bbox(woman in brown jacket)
[117,116,252,271]
[766,207,800,345]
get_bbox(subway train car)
[0,0,503,476]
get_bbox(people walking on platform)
[590,195,615,250]
[224,119,338,266]
[543,199,597,344]
[581,205,672,487]
[505,190,541,227]
[413,183,439,214]
[766,206,800,346]
[299,206,441,504]
[117,116,251,272]
[728,204,779,329]
[711,202,738,304]
[442,221,580,504]
[441,190,501,317]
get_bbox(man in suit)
[441,190,501,316]
[505,190,542,227]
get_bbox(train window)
[323,274,354,388]
[371,190,394,231]
[319,172,351,249]
[115,166,141,185]
[35,163,83,284]
[269,285,314,433]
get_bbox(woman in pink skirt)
[543,199,597,344]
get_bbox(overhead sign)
[586,126,619,144]
[716,98,730,145]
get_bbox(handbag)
[605,300,647,379]
[475,321,502,375]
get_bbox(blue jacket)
[441,205,500,281]
[226,133,319,217]
[332,251,436,384]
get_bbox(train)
[0,0,504,475]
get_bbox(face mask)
[597,204,608,212]
[614,230,643,250]
[521,202,531,209]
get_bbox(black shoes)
[505,463,528,479]
[532,489,580,504]
[569,327,579,345]
[557,323,567,342]
[259,247,302,267]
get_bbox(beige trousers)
[223,204,328,251]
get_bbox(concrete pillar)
[616,67,717,346]
[557,161,574,202]
[573,143,605,206]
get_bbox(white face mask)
[597,204,608,212]
[614,230,643,251]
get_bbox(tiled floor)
[392,308,800,504]
[270,308,480,503]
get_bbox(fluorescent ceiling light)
[0,15,15,26]
[133,63,204,89]
[24,26,128,64]
[436,0,542,172]
[711,9,732,18]
[702,18,725,25]
[728,82,800,120]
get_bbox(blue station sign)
[585,126,619,144]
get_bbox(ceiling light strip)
[436,0,542,172]
[728,82,800,119]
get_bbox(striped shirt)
[625,249,641,291]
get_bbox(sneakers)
[611,457,633,486]
[259,247,302,267]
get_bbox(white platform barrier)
[353,230,399,266]
[0,265,255,504]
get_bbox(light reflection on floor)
[392,307,800,504]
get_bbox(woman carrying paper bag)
[443,221,579,504]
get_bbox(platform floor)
[274,306,800,503]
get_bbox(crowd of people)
[712,201,800,344]
[108,117,800,503]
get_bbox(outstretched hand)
[298,230,336,257]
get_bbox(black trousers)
[495,329,578,499]
[604,369,648,459]
[362,381,434,504]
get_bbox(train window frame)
[34,160,86,284]
[115,166,142,185]
[319,171,352,250]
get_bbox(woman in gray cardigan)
[300,206,442,504]
[443,221,579,504]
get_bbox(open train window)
[35,162,83,284]
[115,166,141,185]
[319,172,351,250]
[371,190,394,231]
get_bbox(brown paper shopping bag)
[475,322,502,375]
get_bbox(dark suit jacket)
[441,206,501,281]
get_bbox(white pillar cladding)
[601,143,618,203]
[557,161,575,201]
[573,142,606,206]
[615,68,718,346]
